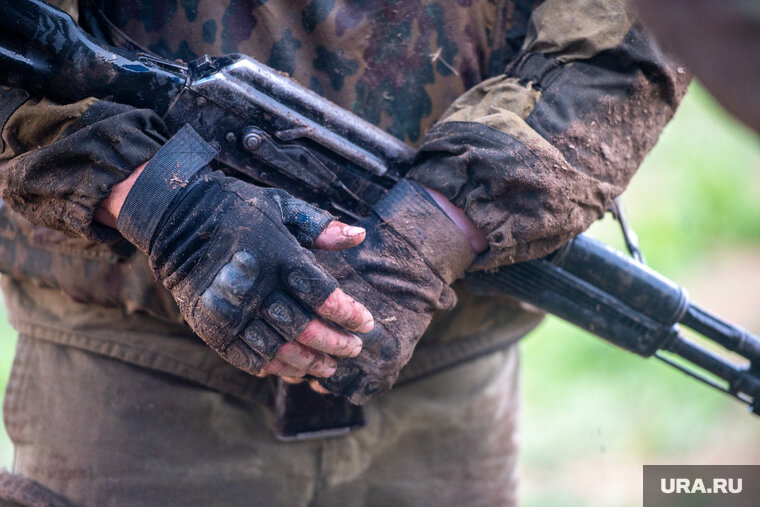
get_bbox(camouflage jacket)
[0,0,689,396]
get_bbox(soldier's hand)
[312,180,478,403]
[254,256,372,378]
[294,184,487,394]
[97,126,373,378]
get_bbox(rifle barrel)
[663,333,760,413]
[680,305,760,365]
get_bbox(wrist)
[94,162,147,228]
[421,186,488,253]
[373,180,476,283]
[114,125,217,252]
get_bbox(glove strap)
[373,179,476,283]
[117,124,217,252]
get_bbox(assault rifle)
[3,0,760,415]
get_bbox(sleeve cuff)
[372,179,475,283]
[117,125,218,252]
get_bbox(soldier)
[0,0,688,505]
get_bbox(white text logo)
[660,478,742,494]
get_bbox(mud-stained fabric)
[0,99,167,246]
[525,0,636,61]
[407,9,690,268]
[441,76,541,125]
[4,335,519,507]
[1,98,95,156]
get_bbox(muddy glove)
[316,179,477,403]
[116,125,369,375]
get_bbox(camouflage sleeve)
[406,0,690,270]
[0,91,167,244]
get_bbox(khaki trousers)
[4,334,519,506]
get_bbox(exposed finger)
[282,376,305,384]
[276,342,337,378]
[262,358,306,378]
[313,221,366,250]
[309,380,331,394]
[296,319,362,358]
[316,288,374,333]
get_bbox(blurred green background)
[519,83,760,506]
[0,83,757,505]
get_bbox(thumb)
[313,220,366,250]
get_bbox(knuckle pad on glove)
[327,323,405,403]
[241,321,284,360]
[199,251,259,325]
[215,252,259,303]
[318,362,361,394]
[331,370,393,404]
[262,291,312,341]
[199,290,237,328]
[284,262,336,308]
[221,340,264,375]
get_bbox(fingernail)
[324,366,337,377]
[343,226,365,238]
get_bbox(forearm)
[422,186,488,254]
[94,162,146,228]
[408,0,690,269]
[0,95,167,244]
